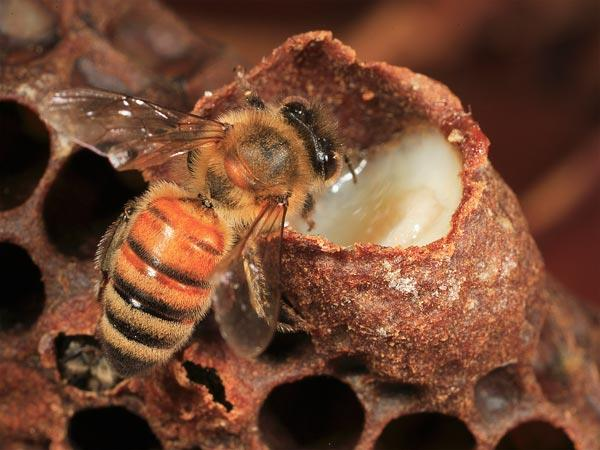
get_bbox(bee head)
[280,99,340,182]
[219,98,342,205]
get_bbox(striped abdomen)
[99,196,226,376]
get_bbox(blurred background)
[169,0,600,305]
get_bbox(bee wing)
[211,201,287,358]
[41,88,227,170]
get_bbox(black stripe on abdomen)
[112,275,189,322]
[126,237,210,289]
[105,308,176,349]
[148,205,170,224]
[101,339,154,377]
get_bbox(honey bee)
[42,83,347,376]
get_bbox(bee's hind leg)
[276,302,308,333]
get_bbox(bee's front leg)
[301,193,316,232]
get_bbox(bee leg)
[246,92,266,110]
[94,209,131,305]
[196,192,214,209]
[277,302,308,333]
[95,201,134,274]
[94,277,107,303]
[234,65,265,110]
[344,154,358,184]
[186,150,196,174]
[301,193,316,231]
[276,322,296,333]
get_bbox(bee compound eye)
[282,101,309,121]
[322,155,338,180]
[317,138,338,180]
[318,136,333,152]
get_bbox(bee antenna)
[233,65,265,110]
[344,154,358,184]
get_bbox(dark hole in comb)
[183,361,233,411]
[68,406,162,450]
[475,364,522,420]
[0,242,44,332]
[533,318,572,404]
[259,375,365,450]
[0,101,50,211]
[495,420,574,450]
[328,354,370,375]
[55,333,121,391]
[2,438,50,450]
[375,412,476,450]
[43,149,147,259]
[375,380,424,399]
[261,330,312,362]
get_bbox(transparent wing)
[211,201,287,358]
[41,88,227,170]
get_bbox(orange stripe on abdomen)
[128,211,219,282]
[150,197,225,253]
[117,241,208,311]
[111,196,226,312]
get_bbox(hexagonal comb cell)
[374,413,476,450]
[495,421,574,450]
[0,0,60,64]
[259,376,365,450]
[475,365,523,421]
[55,334,121,392]
[43,150,146,259]
[68,406,161,450]
[0,242,44,332]
[104,2,221,79]
[0,101,50,211]
[260,330,312,362]
[328,354,370,376]
[533,316,583,409]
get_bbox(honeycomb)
[1,2,599,450]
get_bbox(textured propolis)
[0,2,599,450]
